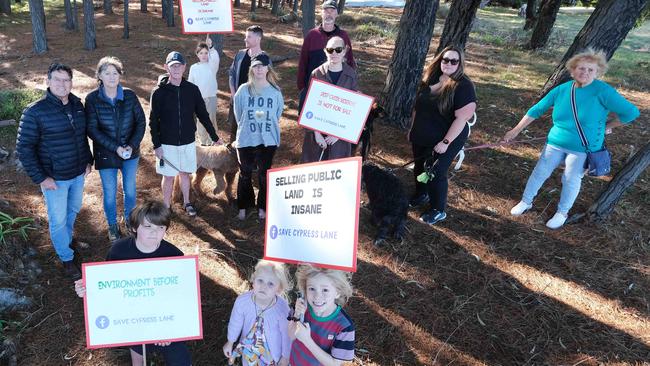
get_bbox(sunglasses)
[441,58,460,66]
[325,47,344,54]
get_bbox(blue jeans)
[98,157,139,225]
[521,144,587,214]
[41,173,85,262]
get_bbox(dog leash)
[160,156,181,172]
[398,137,546,168]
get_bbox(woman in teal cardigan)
[503,49,639,229]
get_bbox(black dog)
[352,103,385,161]
[362,162,408,246]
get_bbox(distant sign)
[298,79,374,144]
[83,256,203,348]
[264,157,361,272]
[179,0,234,34]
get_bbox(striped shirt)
[290,305,355,365]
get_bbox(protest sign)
[83,256,202,349]
[298,79,375,144]
[264,157,361,272]
[179,0,234,34]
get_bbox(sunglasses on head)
[325,47,344,54]
[441,58,460,66]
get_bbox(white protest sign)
[179,0,234,34]
[264,157,361,272]
[298,79,375,144]
[82,256,203,349]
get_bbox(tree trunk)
[436,0,481,54]
[28,0,47,54]
[64,0,79,30]
[209,33,224,56]
[83,0,96,50]
[250,0,256,12]
[166,0,174,26]
[583,142,650,222]
[541,0,648,96]
[523,0,536,30]
[234,0,240,8]
[123,0,129,38]
[103,0,112,14]
[380,0,440,129]
[162,0,167,19]
[337,0,345,14]
[301,0,315,37]
[271,0,281,15]
[0,0,11,15]
[292,0,298,13]
[140,0,146,12]
[526,0,561,49]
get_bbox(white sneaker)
[510,201,532,216]
[546,212,567,229]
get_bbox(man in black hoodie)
[149,51,222,216]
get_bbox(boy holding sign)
[75,201,192,365]
[288,265,355,365]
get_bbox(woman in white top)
[188,35,220,145]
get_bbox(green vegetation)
[0,211,34,245]
[0,0,64,28]
[0,89,42,122]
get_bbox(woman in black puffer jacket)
[86,56,146,242]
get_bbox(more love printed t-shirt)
[233,84,284,148]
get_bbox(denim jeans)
[98,156,139,226]
[41,173,85,262]
[521,144,587,214]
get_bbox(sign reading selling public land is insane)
[298,79,375,144]
[264,157,361,272]
[179,0,234,34]
[83,256,203,348]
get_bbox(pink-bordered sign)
[264,157,361,272]
[82,256,203,349]
[179,0,234,34]
[298,79,375,144]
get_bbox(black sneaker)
[409,194,429,208]
[63,260,81,281]
[185,203,197,217]
[420,210,447,225]
[108,224,122,242]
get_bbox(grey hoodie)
[233,83,284,148]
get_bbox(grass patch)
[338,11,399,42]
[0,89,42,147]
[354,22,396,42]
[0,89,43,123]
[0,0,65,28]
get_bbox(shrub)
[0,89,43,123]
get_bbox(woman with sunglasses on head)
[408,45,477,225]
[300,36,358,162]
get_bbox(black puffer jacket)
[149,75,219,149]
[86,86,146,170]
[16,90,93,184]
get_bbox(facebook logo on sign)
[95,316,110,329]
[187,18,194,25]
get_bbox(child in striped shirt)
[289,265,355,365]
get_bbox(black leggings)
[237,145,277,210]
[412,126,468,212]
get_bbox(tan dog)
[173,144,238,204]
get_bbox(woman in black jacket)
[86,56,146,241]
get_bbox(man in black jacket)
[150,51,222,216]
[16,63,93,281]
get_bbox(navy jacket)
[149,75,219,149]
[16,89,93,184]
[86,86,146,170]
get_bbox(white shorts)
[156,143,197,176]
